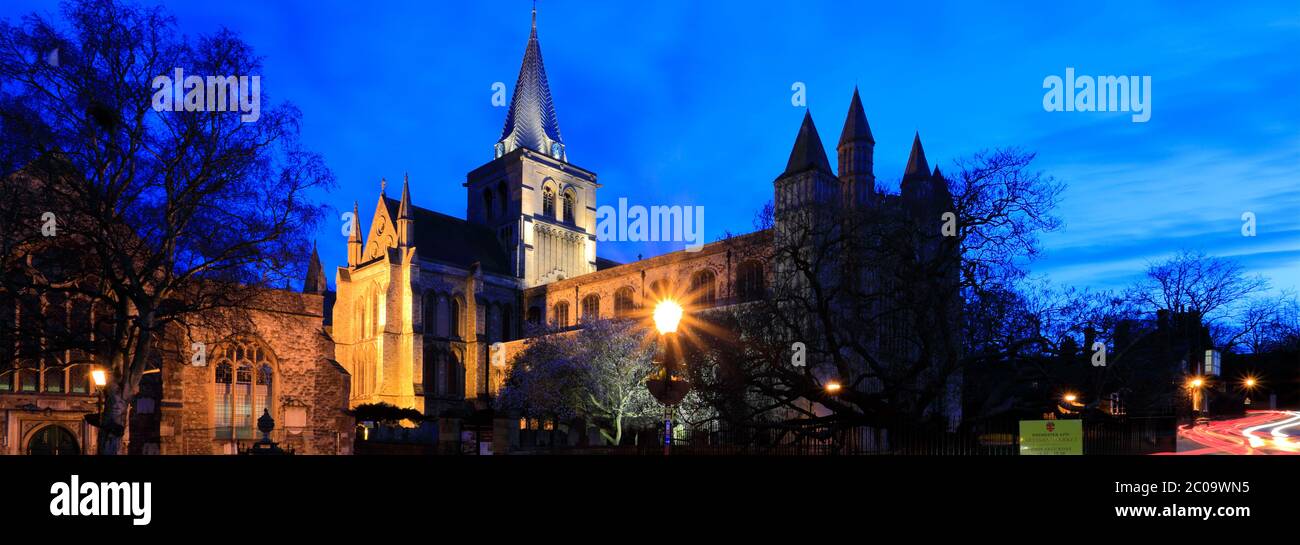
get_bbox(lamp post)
[89,367,107,453]
[646,300,688,455]
[1187,377,1205,420]
[1242,376,1258,407]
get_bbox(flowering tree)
[499,319,658,445]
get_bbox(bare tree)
[1131,250,1269,322]
[684,148,1064,431]
[0,0,332,454]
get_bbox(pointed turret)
[903,132,930,181]
[347,201,363,267]
[931,164,952,203]
[782,111,833,177]
[304,241,327,294]
[397,172,414,247]
[496,6,565,161]
[836,88,876,206]
[837,87,874,147]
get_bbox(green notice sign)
[1018,420,1082,455]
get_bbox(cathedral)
[331,8,958,425]
[1,8,957,455]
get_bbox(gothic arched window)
[484,189,495,220]
[581,294,600,323]
[735,260,766,302]
[213,339,273,441]
[423,292,438,336]
[649,279,668,301]
[450,298,462,339]
[614,287,635,317]
[543,186,556,218]
[553,301,570,328]
[562,190,576,224]
[691,269,717,307]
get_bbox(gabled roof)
[498,9,564,156]
[381,197,511,275]
[838,87,874,146]
[782,111,833,177]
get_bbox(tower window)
[484,189,495,220]
[543,186,556,218]
[563,191,576,224]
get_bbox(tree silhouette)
[0,0,333,454]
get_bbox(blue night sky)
[6,0,1299,294]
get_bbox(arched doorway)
[27,425,80,455]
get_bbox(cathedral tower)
[466,7,598,288]
[836,88,875,208]
[774,111,840,239]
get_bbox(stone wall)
[160,289,350,455]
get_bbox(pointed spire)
[838,87,874,146]
[397,173,414,248]
[347,201,363,267]
[398,173,412,220]
[782,111,833,177]
[932,165,942,179]
[349,201,361,242]
[497,7,565,159]
[903,132,930,180]
[304,241,327,294]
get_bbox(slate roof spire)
[497,6,565,161]
[782,111,833,177]
[304,241,327,294]
[838,87,874,146]
[903,132,930,180]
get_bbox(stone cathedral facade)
[0,11,958,457]
[331,10,959,426]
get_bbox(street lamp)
[646,299,689,455]
[1186,376,1205,419]
[1063,393,1078,403]
[825,381,842,394]
[1242,376,1258,407]
[85,367,110,447]
[653,299,683,334]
